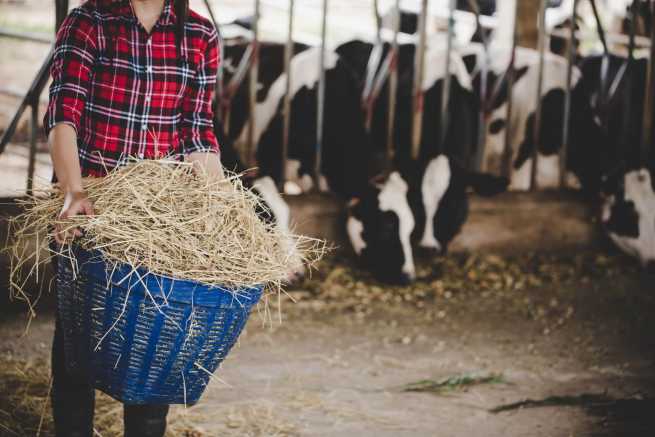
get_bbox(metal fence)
[1,0,653,194]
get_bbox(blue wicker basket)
[56,246,263,405]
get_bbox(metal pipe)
[385,0,401,171]
[501,0,519,180]
[620,0,638,159]
[26,102,38,195]
[589,0,610,133]
[0,28,53,44]
[246,0,261,168]
[530,0,547,191]
[411,0,429,160]
[203,0,225,124]
[548,27,651,49]
[282,0,295,187]
[439,0,457,153]
[641,0,655,164]
[373,0,382,40]
[363,44,384,132]
[315,0,328,184]
[470,0,489,172]
[0,49,54,156]
[55,0,69,31]
[560,0,579,188]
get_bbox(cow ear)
[466,172,509,197]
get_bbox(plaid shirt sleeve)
[180,28,220,155]
[44,7,97,137]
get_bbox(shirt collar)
[102,0,176,25]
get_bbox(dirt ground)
[1,248,654,437]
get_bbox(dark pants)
[51,255,169,436]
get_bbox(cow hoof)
[398,272,415,286]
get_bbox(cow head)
[346,172,416,284]
[409,155,509,255]
[601,168,655,270]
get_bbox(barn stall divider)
[0,0,653,242]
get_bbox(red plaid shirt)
[45,0,220,177]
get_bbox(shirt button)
[138,153,145,159]
[141,124,147,131]
[147,66,153,73]
[145,95,151,103]
[147,38,152,45]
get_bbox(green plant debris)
[401,373,505,394]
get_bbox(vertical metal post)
[282,0,295,188]
[363,0,384,133]
[530,0,547,191]
[55,0,69,31]
[203,0,225,124]
[246,0,261,168]
[439,0,457,153]
[411,0,429,160]
[471,0,489,172]
[385,0,401,170]
[315,0,328,184]
[620,0,638,160]
[501,0,519,180]
[373,0,382,39]
[560,0,579,188]
[641,0,655,164]
[26,102,38,195]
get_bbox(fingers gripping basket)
[56,246,263,405]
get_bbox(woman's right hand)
[55,191,94,244]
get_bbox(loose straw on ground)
[7,159,326,311]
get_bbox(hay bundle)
[8,159,325,306]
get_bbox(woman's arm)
[49,124,95,243]
[180,26,223,178]
[44,7,97,242]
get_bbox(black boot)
[51,318,96,437]
[124,404,170,437]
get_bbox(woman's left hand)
[187,151,225,180]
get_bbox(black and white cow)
[220,41,371,198]
[601,167,655,271]
[346,154,508,284]
[461,43,611,193]
[338,37,507,283]
[213,118,304,281]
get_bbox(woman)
[45,0,223,435]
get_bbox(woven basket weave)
[56,246,262,405]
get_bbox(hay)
[7,159,326,308]
[0,356,205,436]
